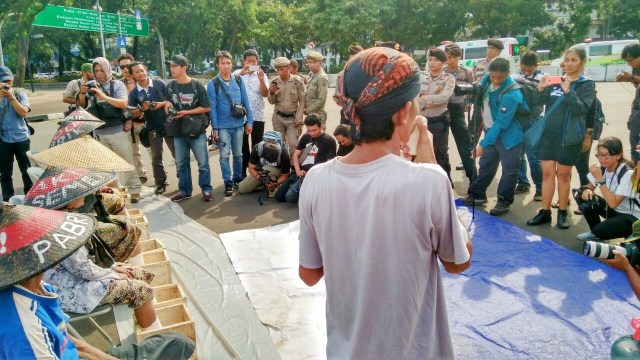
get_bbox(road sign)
[134,10,142,31]
[33,5,149,37]
[117,35,127,48]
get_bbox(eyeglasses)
[594,153,613,159]
[119,65,128,69]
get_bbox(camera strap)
[213,75,242,105]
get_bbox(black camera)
[1,83,10,91]
[150,102,157,111]
[584,241,640,266]
[572,188,606,214]
[258,169,278,206]
[86,80,98,96]
[167,107,178,118]
[454,81,485,97]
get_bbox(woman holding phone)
[527,47,596,229]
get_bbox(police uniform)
[419,71,455,180]
[473,58,492,80]
[304,51,329,129]
[267,57,306,156]
[444,65,477,180]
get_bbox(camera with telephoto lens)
[583,241,640,266]
[258,169,278,206]
[454,81,485,97]
[86,80,98,96]
[1,83,10,91]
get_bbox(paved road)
[16,81,638,255]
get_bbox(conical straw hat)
[0,204,96,290]
[50,107,104,148]
[24,167,117,209]
[29,136,134,172]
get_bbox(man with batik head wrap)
[298,47,473,359]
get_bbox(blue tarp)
[447,201,640,359]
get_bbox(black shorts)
[537,130,582,166]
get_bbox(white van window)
[465,47,487,60]
[589,44,612,57]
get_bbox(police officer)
[268,57,306,156]
[304,51,329,129]
[444,43,477,182]
[473,38,503,80]
[420,48,456,183]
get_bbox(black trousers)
[448,103,476,179]
[574,193,638,239]
[242,122,265,178]
[427,114,451,181]
[0,139,33,201]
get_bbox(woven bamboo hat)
[0,204,96,290]
[24,167,117,210]
[50,107,104,148]
[29,136,134,172]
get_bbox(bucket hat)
[0,203,96,290]
[24,167,117,210]
[51,107,104,148]
[29,136,134,172]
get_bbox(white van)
[438,37,521,70]
[550,39,640,66]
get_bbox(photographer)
[237,131,290,194]
[62,63,93,108]
[275,114,336,204]
[77,57,142,203]
[127,62,173,195]
[462,58,527,216]
[574,137,637,241]
[0,66,32,202]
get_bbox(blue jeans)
[275,173,302,203]
[174,134,212,196]
[468,138,522,204]
[218,126,244,185]
[518,144,542,192]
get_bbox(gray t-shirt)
[299,154,470,359]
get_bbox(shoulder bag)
[524,96,563,154]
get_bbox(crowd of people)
[1,38,640,358]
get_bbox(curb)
[27,112,66,123]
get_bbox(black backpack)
[588,92,606,141]
[498,81,537,132]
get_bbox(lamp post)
[94,0,106,57]
[0,13,16,67]
[28,33,44,93]
[150,25,166,79]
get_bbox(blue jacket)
[207,73,254,130]
[479,74,528,150]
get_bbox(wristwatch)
[595,180,606,187]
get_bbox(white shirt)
[613,170,640,217]
[299,154,470,359]
[232,69,269,123]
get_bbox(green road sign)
[33,5,149,37]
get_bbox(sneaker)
[233,181,240,190]
[170,193,191,202]
[139,175,148,184]
[130,193,141,203]
[557,209,570,229]
[209,145,219,151]
[527,209,552,226]
[202,191,213,202]
[461,195,488,206]
[224,184,233,197]
[154,184,167,195]
[576,232,599,241]
[489,201,510,216]
[456,162,464,171]
[514,184,530,194]
[533,191,542,201]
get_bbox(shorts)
[537,130,582,166]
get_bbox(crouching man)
[238,130,290,194]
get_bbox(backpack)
[212,74,242,95]
[497,82,535,131]
[257,141,282,167]
[600,163,630,189]
[588,92,606,141]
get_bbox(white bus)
[438,37,521,70]
[550,39,639,67]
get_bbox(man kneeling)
[238,130,290,194]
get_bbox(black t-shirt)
[296,132,337,172]
[167,79,210,137]
[127,79,168,131]
[249,142,291,173]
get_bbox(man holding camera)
[127,62,173,195]
[463,58,527,216]
[0,66,32,202]
[77,57,142,202]
[275,114,336,204]
[304,51,329,129]
[62,63,93,107]
[165,55,213,202]
[207,51,254,197]
[237,131,290,194]
[268,57,306,156]
[420,48,456,183]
